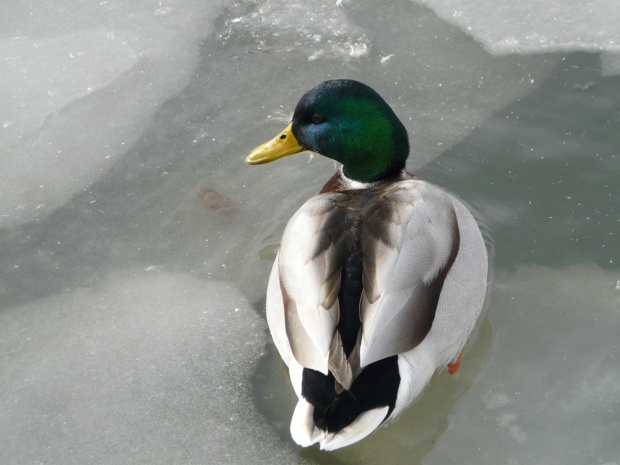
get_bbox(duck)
[245,79,488,451]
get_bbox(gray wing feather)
[359,182,459,368]
[278,195,347,375]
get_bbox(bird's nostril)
[280,134,287,140]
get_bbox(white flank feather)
[290,399,327,447]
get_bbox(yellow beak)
[245,122,306,165]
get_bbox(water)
[1,0,618,464]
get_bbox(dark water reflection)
[420,52,619,270]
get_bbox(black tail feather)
[302,356,400,433]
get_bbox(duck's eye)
[311,113,325,124]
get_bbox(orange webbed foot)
[448,347,465,374]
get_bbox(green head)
[246,80,410,183]
[292,80,409,182]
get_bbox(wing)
[277,193,354,375]
[359,181,460,368]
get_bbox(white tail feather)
[319,406,389,451]
[290,399,327,447]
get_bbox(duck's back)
[266,178,487,449]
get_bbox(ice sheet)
[0,272,300,464]
[0,0,223,228]
[0,30,137,146]
[414,0,620,57]
[222,0,370,61]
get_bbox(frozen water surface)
[0,0,224,228]
[0,273,301,464]
[0,0,618,463]
[414,0,620,56]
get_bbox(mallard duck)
[245,80,488,451]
